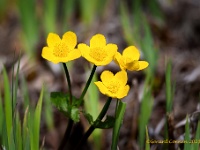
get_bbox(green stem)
[58,119,73,150]
[75,97,112,150]
[58,63,73,150]
[96,97,112,120]
[62,63,72,103]
[111,99,119,150]
[79,65,97,101]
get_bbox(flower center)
[53,42,70,57]
[107,80,120,94]
[89,47,107,62]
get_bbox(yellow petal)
[105,91,118,99]
[122,46,140,60]
[94,81,107,95]
[100,70,114,86]
[115,70,128,86]
[66,49,81,61]
[100,43,118,65]
[90,34,106,48]
[105,44,118,55]
[78,43,90,57]
[117,85,130,99]
[127,61,140,71]
[57,49,81,63]
[47,33,61,48]
[41,47,58,64]
[114,52,126,70]
[137,61,149,71]
[62,31,77,49]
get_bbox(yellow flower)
[42,31,81,64]
[114,46,149,71]
[94,70,130,99]
[78,34,118,66]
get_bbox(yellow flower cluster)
[42,31,149,99]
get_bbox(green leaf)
[94,116,115,129]
[51,92,82,122]
[50,92,69,114]
[51,92,82,110]
[83,111,94,125]
[71,107,80,122]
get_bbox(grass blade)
[61,0,76,31]
[0,91,3,142]
[184,115,190,150]
[17,0,39,56]
[111,100,126,150]
[31,86,44,150]
[43,0,57,34]
[15,113,22,150]
[13,57,21,113]
[165,60,173,113]
[23,107,30,150]
[3,67,13,147]
[43,87,53,130]
[145,126,150,150]
[139,88,153,149]
[191,120,200,150]
[119,1,135,45]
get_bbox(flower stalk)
[79,65,97,101]
[75,97,112,150]
[58,63,73,150]
[62,63,72,103]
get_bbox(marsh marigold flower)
[78,34,117,66]
[94,70,130,99]
[41,31,81,64]
[114,46,149,71]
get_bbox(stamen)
[107,80,120,94]
[89,47,107,61]
[53,42,70,57]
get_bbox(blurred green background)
[1,0,200,149]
